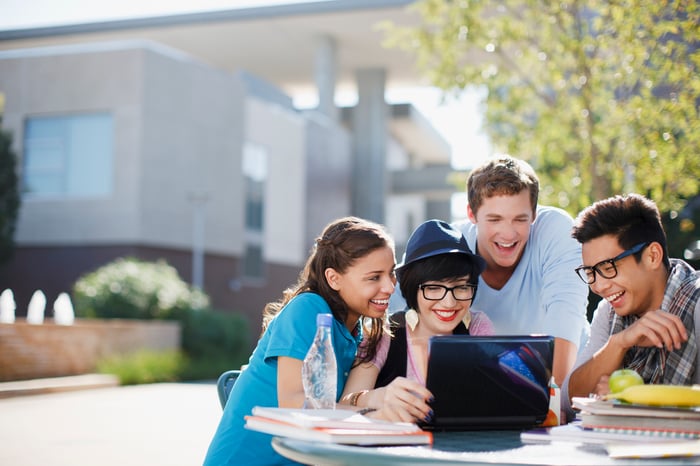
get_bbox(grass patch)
[179,356,246,381]
[96,349,186,385]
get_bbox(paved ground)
[0,381,222,466]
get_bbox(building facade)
[0,1,456,333]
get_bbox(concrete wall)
[303,111,353,255]
[0,42,248,254]
[245,96,306,267]
[0,319,180,381]
[139,46,246,255]
[1,44,145,245]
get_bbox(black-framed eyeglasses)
[574,242,650,285]
[419,283,476,301]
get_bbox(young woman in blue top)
[203,216,397,466]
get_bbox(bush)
[179,308,251,380]
[73,256,252,382]
[96,349,186,385]
[73,257,209,320]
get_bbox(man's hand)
[615,310,688,351]
[567,310,687,400]
[590,374,610,398]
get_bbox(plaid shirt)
[611,259,699,384]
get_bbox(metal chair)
[216,369,241,409]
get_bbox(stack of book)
[521,397,700,458]
[244,406,433,446]
[572,396,700,439]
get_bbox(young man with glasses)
[339,220,494,423]
[564,193,699,404]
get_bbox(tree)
[384,0,700,215]
[0,118,20,264]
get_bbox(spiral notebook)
[421,335,554,431]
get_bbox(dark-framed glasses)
[419,283,476,301]
[574,242,650,285]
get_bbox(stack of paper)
[606,440,700,459]
[244,407,433,446]
[522,396,700,458]
[573,397,700,439]
[520,422,689,445]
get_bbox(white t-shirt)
[454,205,590,348]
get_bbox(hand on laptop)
[365,377,433,424]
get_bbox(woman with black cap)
[339,219,493,424]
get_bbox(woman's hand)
[365,377,433,424]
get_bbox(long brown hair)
[261,216,394,359]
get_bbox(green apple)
[609,369,644,394]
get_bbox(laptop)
[421,335,554,431]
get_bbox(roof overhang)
[0,0,454,163]
[0,0,427,98]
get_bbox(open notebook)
[421,335,554,431]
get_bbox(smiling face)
[581,234,665,317]
[468,190,534,275]
[326,245,396,329]
[415,277,473,336]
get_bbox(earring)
[405,308,419,332]
[462,310,472,329]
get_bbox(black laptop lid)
[422,335,554,431]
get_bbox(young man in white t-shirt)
[454,155,590,387]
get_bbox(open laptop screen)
[422,335,554,431]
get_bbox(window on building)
[242,142,268,281]
[22,112,113,198]
[242,244,264,281]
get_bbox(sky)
[0,0,493,215]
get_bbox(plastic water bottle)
[302,313,337,409]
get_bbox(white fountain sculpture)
[26,290,46,324]
[0,288,16,323]
[53,292,75,325]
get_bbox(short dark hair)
[399,253,480,311]
[467,155,539,216]
[571,193,670,269]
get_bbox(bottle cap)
[316,313,333,327]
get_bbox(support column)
[352,68,387,223]
[314,35,338,121]
[188,191,209,291]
